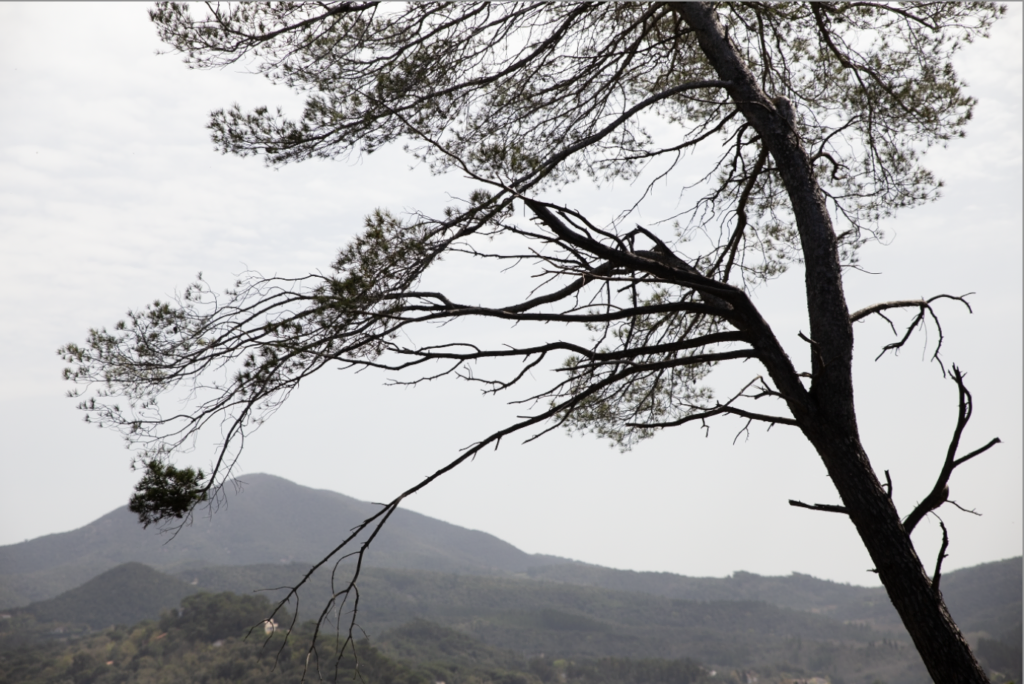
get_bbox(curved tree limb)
[932,519,951,594]
[851,294,973,375]
[65,4,1005,681]
[903,366,1001,536]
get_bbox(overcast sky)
[1,4,1020,588]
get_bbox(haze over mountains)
[0,473,569,608]
[1,473,1019,684]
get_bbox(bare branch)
[509,78,733,192]
[630,404,797,430]
[716,144,769,283]
[850,294,973,322]
[851,294,973,374]
[932,519,950,594]
[953,437,1001,467]
[259,336,695,659]
[946,499,981,517]
[903,366,1000,535]
[524,198,740,308]
[789,499,848,514]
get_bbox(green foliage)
[374,618,517,668]
[4,570,1008,684]
[977,636,1023,683]
[555,292,721,450]
[0,591,716,684]
[6,553,1019,683]
[152,3,1001,262]
[128,460,207,528]
[158,591,283,643]
[0,562,927,682]
[59,6,1010,679]
[1,592,407,684]
[63,3,1007,526]
[563,656,705,684]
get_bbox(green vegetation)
[22,563,193,630]
[0,593,421,684]
[177,562,908,663]
[161,592,281,644]
[1,584,1019,684]
[975,636,1023,684]
[1,478,1018,684]
[128,461,207,529]
[3,474,1017,649]
[0,592,717,684]
[3,557,1021,684]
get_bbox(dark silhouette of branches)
[903,366,1001,536]
[851,294,974,374]
[61,3,1009,682]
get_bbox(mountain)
[4,561,929,683]
[526,562,875,612]
[1,595,714,684]
[526,557,1023,641]
[182,564,902,662]
[1,467,1018,684]
[21,562,195,630]
[0,473,569,607]
[13,557,1019,683]
[2,474,1019,639]
[18,556,1016,649]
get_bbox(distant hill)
[526,557,1023,641]
[526,562,875,612]
[0,473,569,607]
[4,561,929,683]
[21,562,195,629]
[0,594,713,684]
[5,552,1019,683]
[938,557,1023,643]
[188,564,901,664]
[1,472,1018,673]
[25,556,1010,650]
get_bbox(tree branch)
[789,499,848,514]
[259,337,700,662]
[850,294,973,322]
[903,366,1000,535]
[851,294,973,375]
[630,404,796,430]
[932,519,950,594]
[524,198,740,307]
[716,144,769,283]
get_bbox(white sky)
[0,4,1020,587]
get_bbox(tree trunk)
[811,429,988,682]
[673,4,989,682]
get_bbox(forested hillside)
[3,589,1019,684]
[3,560,1021,684]
[1,475,1018,683]
[0,591,866,684]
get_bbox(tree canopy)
[61,3,1006,682]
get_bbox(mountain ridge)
[1,472,1019,648]
[4,561,925,680]
[0,472,571,607]
[9,558,1021,684]
[2,472,1019,684]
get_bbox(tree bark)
[672,4,989,682]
